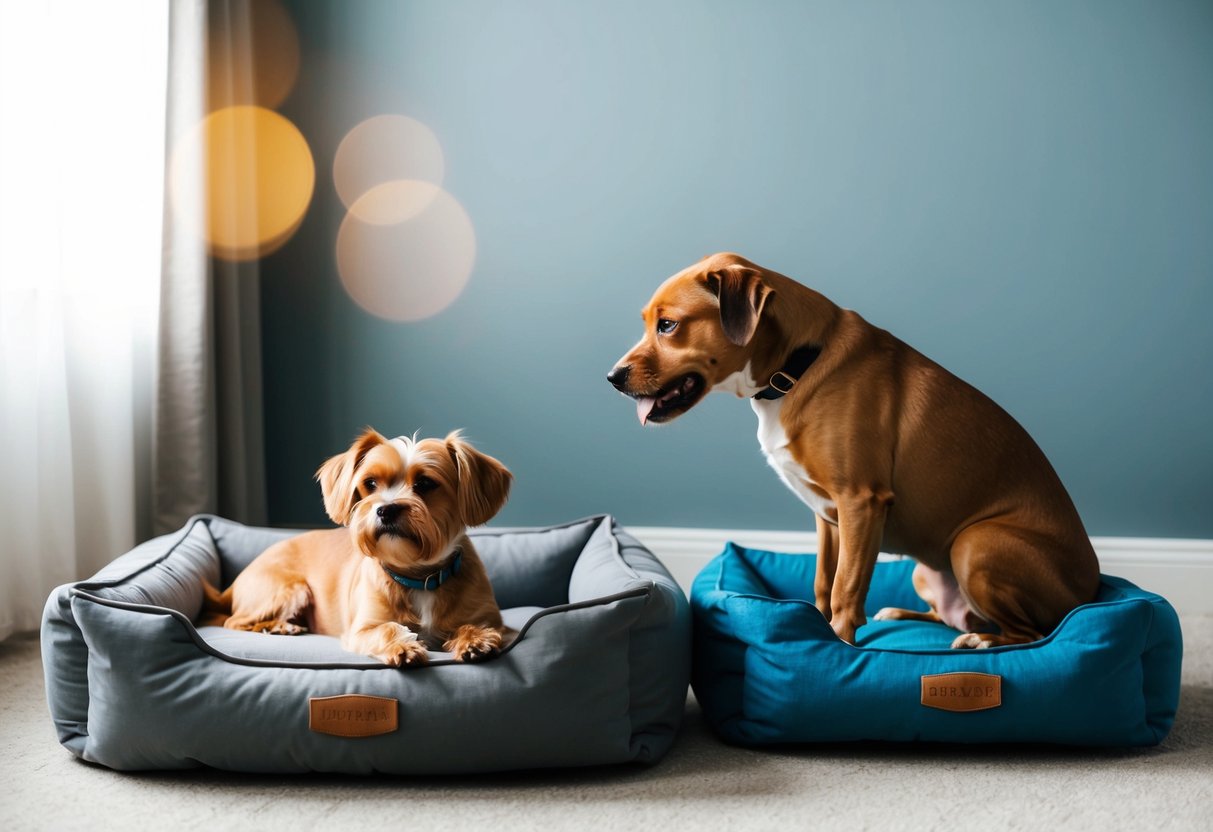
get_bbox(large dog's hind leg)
[875,562,990,631]
[946,522,1088,649]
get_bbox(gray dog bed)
[41,515,690,773]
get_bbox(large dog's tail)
[197,581,233,626]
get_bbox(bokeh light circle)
[336,180,476,322]
[170,105,315,261]
[207,0,300,112]
[333,115,445,221]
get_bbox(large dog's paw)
[830,609,866,645]
[814,597,833,622]
[445,625,503,663]
[874,606,941,624]
[951,631,1034,649]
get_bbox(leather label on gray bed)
[309,695,399,737]
[920,673,1002,712]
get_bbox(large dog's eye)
[656,318,678,335]
[362,478,377,493]
[412,475,437,495]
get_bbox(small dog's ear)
[445,431,512,527]
[704,266,773,346]
[316,428,386,525]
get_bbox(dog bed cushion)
[692,544,1182,747]
[42,515,690,773]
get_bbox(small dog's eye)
[657,318,678,335]
[412,475,437,495]
[362,478,377,493]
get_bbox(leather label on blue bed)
[920,673,1002,712]
[309,695,399,737]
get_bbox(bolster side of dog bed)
[41,516,229,756]
[43,515,692,773]
[690,544,1183,748]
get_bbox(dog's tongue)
[635,396,657,426]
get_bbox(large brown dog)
[608,253,1099,648]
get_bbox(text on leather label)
[309,694,398,737]
[920,673,1002,712]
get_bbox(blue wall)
[263,1,1213,538]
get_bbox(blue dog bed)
[692,544,1182,747]
[42,515,690,773]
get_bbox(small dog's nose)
[377,503,402,525]
[607,365,631,390]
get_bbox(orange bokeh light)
[170,105,315,262]
[207,0,300,112]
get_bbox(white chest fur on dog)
[409,590,437,637]
[712,362,763,398]
[751,397,837,523]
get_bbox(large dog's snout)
[606,364,631,391]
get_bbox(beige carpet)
[2,619,1211,832]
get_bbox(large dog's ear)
[705,266,773,346]
[445,431,513,527]
[315,427,386,525]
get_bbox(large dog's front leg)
[813,514,839,622]
[829,492,891,644]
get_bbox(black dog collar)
[753,346,822,400]
[383,547,463,591]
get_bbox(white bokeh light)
[333,115,445,222]
[335,180,476,322]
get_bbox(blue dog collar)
[383,548,463,591]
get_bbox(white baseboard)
[627,526,1213,617]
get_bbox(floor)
[2,618,1211,832]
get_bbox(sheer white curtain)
[0,2,169,639]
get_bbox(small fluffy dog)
[201,428,513,666]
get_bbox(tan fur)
[201,428,513,666]
[610,252,1100,648]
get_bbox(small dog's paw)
[873,607,898,622]
[951,633,994,650]
[398,640,430,665]
[446,627,503,663]
[267,621,307,635]
[365,623,428,666]
[251,619,306,635]
[377,639,429,667]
